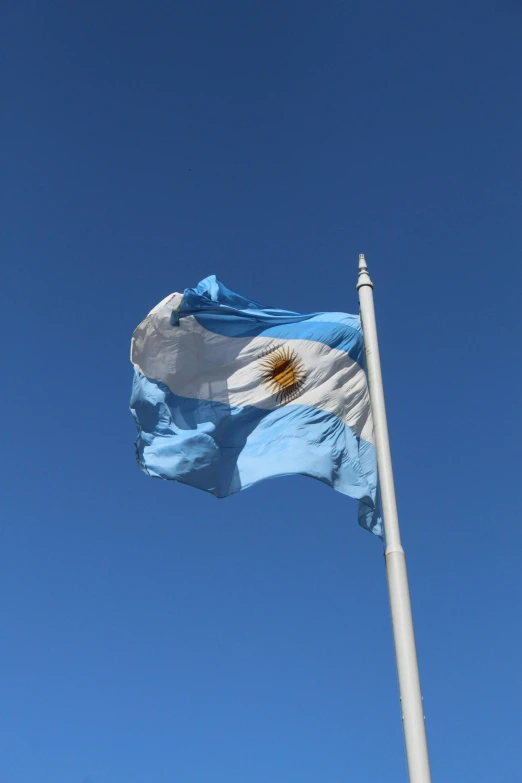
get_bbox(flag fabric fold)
[130,275,381,536]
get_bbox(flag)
[130,275,381,536]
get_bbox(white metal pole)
[357,254,432,783]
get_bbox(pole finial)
[356,253,373,290]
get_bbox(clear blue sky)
[2,1,520,781]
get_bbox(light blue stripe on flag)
[181,276,364,364]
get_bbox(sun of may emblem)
[259,345,306,404]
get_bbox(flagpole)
[357,254,432,783]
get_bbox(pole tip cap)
[356,253,373,289]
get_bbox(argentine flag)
[130,276,381,536]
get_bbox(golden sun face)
[259,345,305,404]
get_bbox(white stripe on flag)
[131,294,374,444]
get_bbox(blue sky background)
[1,1,520,781]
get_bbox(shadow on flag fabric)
[130,275,382,537]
